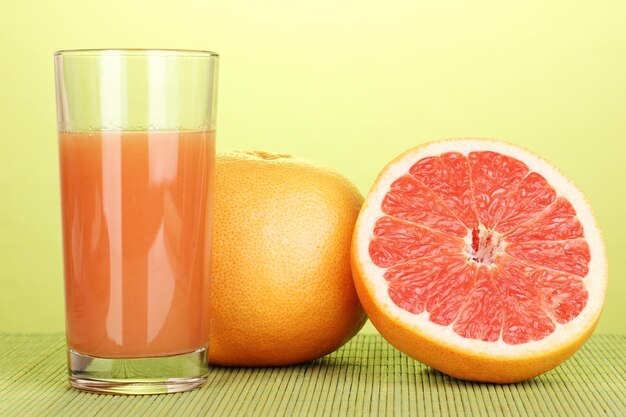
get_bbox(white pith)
[355,139,607,358]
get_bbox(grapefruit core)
[352,139,607,383]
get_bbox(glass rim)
[54,48,219,58]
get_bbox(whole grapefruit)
[209,150,367,366]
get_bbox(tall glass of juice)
[54,49,218,394]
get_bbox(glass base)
[68,347,209,395]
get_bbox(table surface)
[0,333,624,417]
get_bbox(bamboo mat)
[0,333,623,416]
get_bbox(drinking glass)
[54,49,218,394]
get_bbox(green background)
[0,0,624,335]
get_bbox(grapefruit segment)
[385,254,474,320]
[468,150,529,229]
[382,175,467,237]
[352,139,607,382]
[495,264,556,344]
[425,257,477,326]
[536,269,588,324]
[495,172,556,233]
[452,265,503,342]
[369,216,465,268]
[505,239,591,277]
[497,254,588,326]
[506,197,584,242]
[409,152,479,229]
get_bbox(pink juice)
[59,130,214,358]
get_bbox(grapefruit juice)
[59,130,214,358]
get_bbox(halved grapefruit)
[352,139,607,383]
